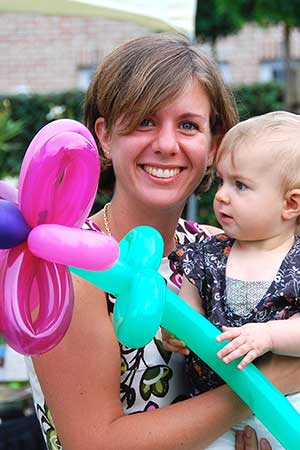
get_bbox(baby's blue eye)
[236,181,247,191]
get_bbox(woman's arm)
[257,351,300,395]
[33,275,300,450]
[33,274,251,450]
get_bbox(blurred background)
[1,0,300,224]
[0,2,299,448]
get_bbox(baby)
[166,111,300,449]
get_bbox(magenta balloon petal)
[0,119,105,355]
[0,244,73,355]
[19,121,100,228]
[0,249,8,271]
[28,224,119,270]
[19,119,97,195]
[0,180,18,203]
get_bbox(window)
[260,61,285,82]
[260,60,300,82]
[218,61,231,84]
[78,66,96,90]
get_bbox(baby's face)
[213,146,285,241]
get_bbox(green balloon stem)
[162,290,300,450]
[70,259,131,296]
[70,225,300,450]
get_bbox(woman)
[25,33,300,450]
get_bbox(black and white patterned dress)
[25,218,211,449]
[170,233,300,399]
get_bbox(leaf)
[154,337,171,364]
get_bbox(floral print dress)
[25,218,211,449]
[170,233,300,394]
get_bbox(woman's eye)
[236,181,247,191]
[139,118,154,127]
[180,121,198,131]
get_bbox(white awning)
[0,0,196,37]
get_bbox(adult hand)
[161,327,190,356]
[235,426,272,450]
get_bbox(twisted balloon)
[0,119,119,355]
[1,118,299,448]
[71,226,300,450]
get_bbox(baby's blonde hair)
[216,111,300,192]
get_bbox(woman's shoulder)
[174,220,232,258]
[83,218,101,231]
[176,218,222,244]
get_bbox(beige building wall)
[0,13,150,94]
[1,13,300,94]
[214,24,300,84]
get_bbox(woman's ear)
[282,189,300,221]
[95,117,111,158]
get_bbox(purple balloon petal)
[0,200,31,249]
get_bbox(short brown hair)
[84,32,238,195]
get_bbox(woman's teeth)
[143,165,180,178]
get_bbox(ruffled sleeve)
[169,241,207,291]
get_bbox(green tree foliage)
[218,0,300,110]
[195,0,254,58]
[253,1,300,110]
[0,99,24,178]
[0,83,284,222]
[253,1,300,26]
[0,91,85,179]
[233,81,283,120]
[218,1,300,28]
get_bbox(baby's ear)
[282,189,300,221]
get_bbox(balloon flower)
[71,226,300,450]
[0,119,119,355]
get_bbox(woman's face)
[96,80,215,212]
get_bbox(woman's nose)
[153,125,179,155]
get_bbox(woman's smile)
[142,164,182,179]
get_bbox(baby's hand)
[216,323,272,369]
[161,328,190,356]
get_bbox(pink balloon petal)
[32,262,72,334]
[0,244,73,355]
[0,120,104,355]
[28,224,119,271]
[19,119,97,195]
[19,121,100,228]
[0,249,8,268]
[0,180,18,203]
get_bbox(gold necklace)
[103,202,112,235]
[103,202,180,246]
